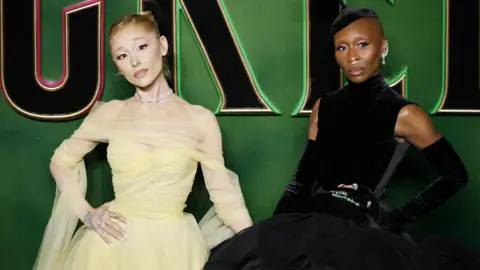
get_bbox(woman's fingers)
[110,211,128,224]
[103,224,125,241]
[96,227,113,245]
[106,218,127,240]
[89,209,129,244]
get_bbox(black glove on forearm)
[378,137,468,231]
[274,139,319,215]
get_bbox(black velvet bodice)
[315,73,414,191]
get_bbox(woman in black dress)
[204,2,479,270]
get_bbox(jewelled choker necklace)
[136,89,173,105]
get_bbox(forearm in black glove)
[378,137,468,231]
[273,139,319,215]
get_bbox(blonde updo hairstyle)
[108,11,171,81]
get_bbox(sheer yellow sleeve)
[34,101,122,270]
[195,108,253,236]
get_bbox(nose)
[130,55,140,67]
[347,48,360,64]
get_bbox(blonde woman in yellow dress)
[33,12,253,270]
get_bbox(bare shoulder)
[395,104,441,149]
[190,104,216,122]
[396,104,432,133]
[170,94,190,106]
[94,99,123,108]
[189,105,221,142]
[88,99,124,117]
[170,95,212,116]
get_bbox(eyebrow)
[114,37,147,52]
[335,34,370,44]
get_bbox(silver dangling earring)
[382,42,389,65]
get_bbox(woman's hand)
[83,204,128,245]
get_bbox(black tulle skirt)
[204,196,479,270]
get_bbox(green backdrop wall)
[0,0,478,269]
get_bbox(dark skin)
[309,18,442,152]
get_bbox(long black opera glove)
[377,137,468,232]
[273,139,319,215]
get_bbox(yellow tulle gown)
[33,96,253,270]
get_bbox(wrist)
[74,200,94,222]
[231,220,252,233]
[227,210,253,233]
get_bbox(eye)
[138,44,148,50]
[116,54,127,60]
[336,45,347,51]
[358,42,369,47]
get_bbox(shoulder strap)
[374,142,411,198]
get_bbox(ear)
[159,35,169,57]
[381,39,389,57]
